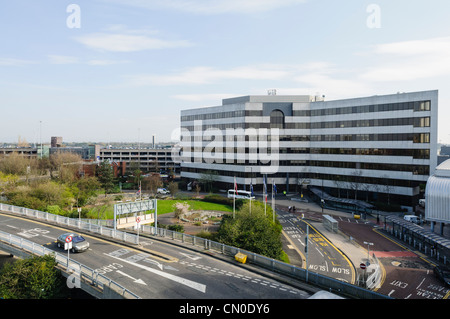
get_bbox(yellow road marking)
[302,220,356,284]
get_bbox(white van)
[157,188,170,194]
[404,215,419,224]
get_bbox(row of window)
[183,158,428,175]
[182,116,431,131]
[309,133,430,143]
[182,168,420,188]
[182,131,431,144]
[310,148,430,159]
[181,110,245,122]
[308,100,431,116]
[184,147,430,160]
[308,160,429,175]
[180,100,432,122]
[310,117,430,129]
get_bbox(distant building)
[49,144,100,160]
[51,136,63,148]
[0,147,38,158]
[100,148,180,175]
[440,145,450,156]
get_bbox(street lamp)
[363,241,374,264]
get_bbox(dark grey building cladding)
[262,103,293,116]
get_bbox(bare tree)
[167,181,178,197]
[142,174,162,196]
[0,152,30,175]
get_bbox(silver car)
[57,233,90,253]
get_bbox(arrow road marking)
[116,270,147,285]
[179,252,202,261]
[105,253,206,293]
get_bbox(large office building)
[178,90,438,207]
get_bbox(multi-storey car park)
[178,90,438,209]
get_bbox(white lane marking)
[116,270,147,285]
[180,252,202,260]
[105,253,206,293]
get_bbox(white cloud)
[48,55,80,64]
[125,65,290,86]
[362,36,450,82]
[172,93,238,102]
[105,0,307,14]
[87,59,130,66]
[75,32,192,52]
[47,55,128,66]
[0,57,35,66]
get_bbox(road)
[0,212,314,299]
[277,209,354,284]
[338,219,450,299]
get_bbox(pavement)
[273,195,450,275]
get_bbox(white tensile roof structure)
[425,159,450,224]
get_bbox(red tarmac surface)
[372,251,418,258]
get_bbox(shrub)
[173,202,190,219]
[0,255,68,299]
[46,205,63,215]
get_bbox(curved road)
[0,212,314,299]
[277,208,354,284]
[338,219,450,299]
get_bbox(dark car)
[57,233,90,253]
[433,266,450,288]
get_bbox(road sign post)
[305,225,309,283]
[65,235,73,266]
[136,216,141,245]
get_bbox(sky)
[1,0,450,146]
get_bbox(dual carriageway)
[0,199,448,300]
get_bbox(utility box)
[235,252,247,264]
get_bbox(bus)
[227,189,255,200]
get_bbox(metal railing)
[141,225,390,299]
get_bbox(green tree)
[217,201,284,260]
[0,255,67,299]
[97,161,115,196]
[73,176,101,206]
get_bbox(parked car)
[57,233,90,253]
[433,266,450,287]
[157,188,170,195]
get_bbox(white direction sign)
[113,199,157,230]
[114,199,155,216]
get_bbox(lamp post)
[363,241,374,264]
